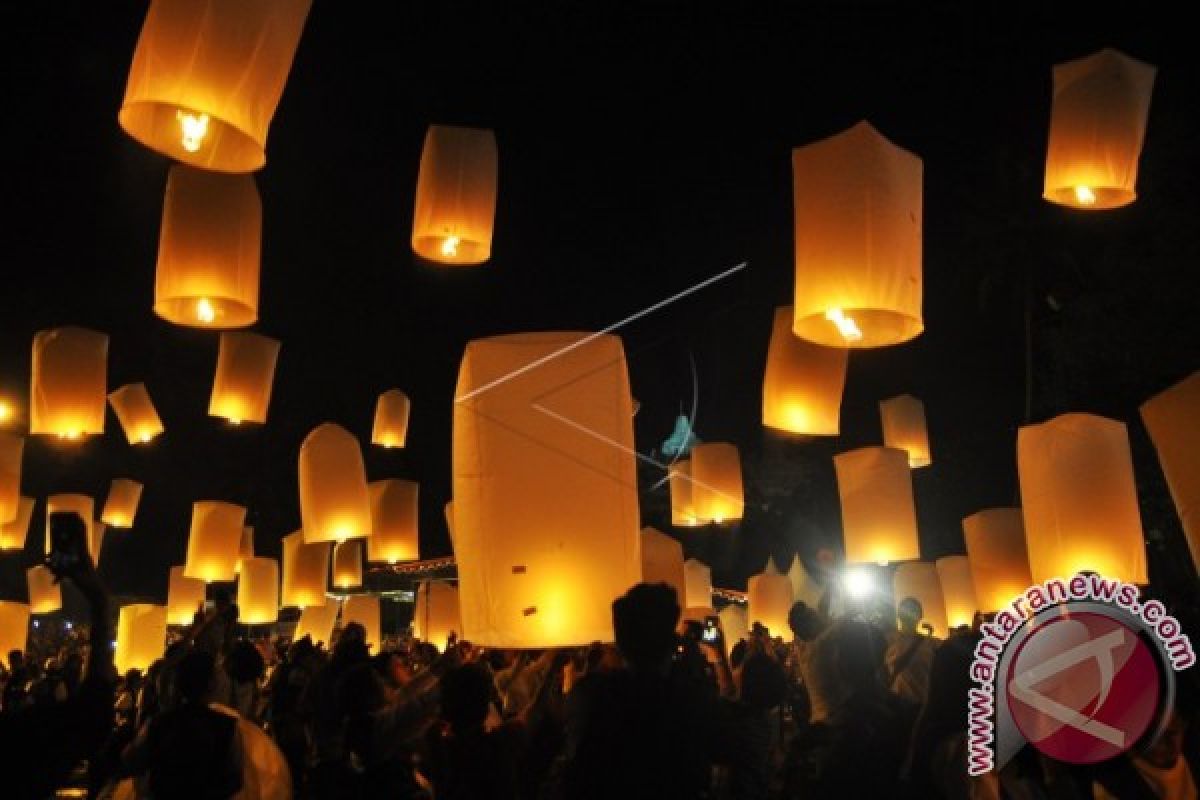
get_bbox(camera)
[702,615,720,643]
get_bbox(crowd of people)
[0,542,1197,799]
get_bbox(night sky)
[1,2,1196,607]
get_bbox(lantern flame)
[196,298,216,324]
[1074,186,1097,206]
[176,111,210,153]
[441,235,461,258]
[824,308,863,342]
[0,401,11,422]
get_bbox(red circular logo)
[1006,612,1160,764]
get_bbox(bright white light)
[441,235,461,258]
[196,297,216,324]
[176,110,210,153]
[843,567,874,598]
[825,308,863,342]
[1074,185,1097,206]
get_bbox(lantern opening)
[1074,185,1097,206]
[824,308,863,342]
[176,110,210,153]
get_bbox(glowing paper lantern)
[331,540,363,589]
[45,494,95,556]
[30,327,108,439]
[1140,372,1200,568]
[292,601,338,647]
[119,0,312,172]
[762,307,848,435]
[0,398,15,426]
[1018,413,1147,584]
[0,497,34,550]
[963,508,1033,613]
[747,560,794,640]
[0,602,30,658]
[341,595,381,652]
[834,447,920,565]
[237,557,279,625]
[281,530,329,608]
[1043,49,1156,210]
[893,562,948,639]
[235,526,255,574]
[183,501,246,582]
[453,332,640,647]
[684,559,713,611]
[640,527,686,606]
[372,390,410,448]
[154,166,261,328]
[690,443,744,524]
[791,121,923,348]
[108,383,164,444]
[367,480,419,564]
[669,459,700,527]
[298,424,371,544]
[209,332,280,424]
[413,581,462,650]
[167,566,206,626]
[718,604,748,655]
[102,479,144,528]
[879,394,932,468]
[411,125,498,265]
[935,555,978,630]
[26,566,62,614]
[0,433,22,526]
[114,604,167,675]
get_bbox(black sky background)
[1,1,1196,608]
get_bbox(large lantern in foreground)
[119,0,312,172]
[45,494,95,556]
[0,497,34,550]
[963,508,1032,613]
[413,581,462,651]
[641,527,686,606]
[31,327,108,439]
[108,383,165,444]
[893,561,948,639]
[1140,372,1200,568]
[834,446,919,565]
[935,555,978,630]
[747,560,794,640]
[1043,49,1156,210]
[690,442,744,524]
[237,557,279,624]
[281,530,329,608]
[209,332,280,424]
[669,459,700,527]
[411,125,498,265]
[114,604,167,675]
[293,602,338,647]
[367,480,419,564]
[762,307,848,435]
[0,602,30,659]
[684,558,713,612]
[0,433,23,525]
[372,390,411,448]
[154,166,261,328]
[341,595,381,652]
[183,501,246,582]
[167,566,206,625]
[299,423,371,544]
[26,566,62,614]
[879,394,932,468]
[102,479,144,528]
[791,121,923,348]
[453,332,640,647]
[331,540,363,589]
[1018,413,1147,584]
[787,554,824,608]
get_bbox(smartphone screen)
[702,616,720,642]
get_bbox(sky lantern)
[762,307,849,435]
[413,581,462,651]
[237,557,279,625]
[235,526,255,574]
[26,566,62,614]
[45,494,95,555]
[372,390,411,448]
[1018,413,1147,584]
[834,446,920,565]
[747,559,794,641]
[292,602,338,648]
[0,497,34,550]
[118,0,312,172]
[1043,49,1156,210]
[963,508,1033,613]
[683,558,713,612]
[0,602,30,658]
[183,501,246,582]
[341,594,381,653]
[209,332,280,425]
[0,433,23,525]
[331,540,363,589]
[281,530,329,608]
[167,566,206,626]
[299,423,371,544]
[102,479,144,529]
[690,442,744,524]
[791,121,923,349]
[893,561,948,639]
[669,459,701,527]
[91,521,110,567]
[718,604,748,655]
[879,394,932,468]
[367,480,419,564]
[108,383,164,444]
[1140,372,1200,568]
[30,327,108,440]
[935,555,979,630]
[114,604,167,675]
[453,332,641,648]
[640,526,686,606]
[154,166,261,328]
[411,125,498,265]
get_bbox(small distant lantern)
[0,433,23,526]
[167,566,206,626]
[372,390,411,448]
[154,166,261,328]
[0,602,30,659]
[367,480,419,564]
[183,501,246,582]
[762,307,849,435]
[114,604,167,674]
[341,594,381,653]
[718,604,748,655]
[963,508,1033,613]
[1140,372,1200,568]
[209,332,280,425]
[1043,49,1156,210]
[292,602,338,648]
[237,557,279,625]
[235,526,255,574]
[0,497,34,550]
[299,423,371,544]
[690,442,744,524]
[834,447,920,565]
[30,327,108,439]
[935,555,979,630]
[413,581,462,650]
[641,526,686,606]
[1018,413,1147,584]
[893,561,948,639]
[331,540,363,589]
[411,125,498,265]
[91,521,109,567]
[879,394,932,468]
[684,558,713,612]
[108,383,165,444]
[791,121,923,348]
[119,0,312,172]
[281,530,329,608]
[102,479,144,529]
[26,566,62,614]
[669,460,700,527]
[45,494,95,556]
[747,559,794,640]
